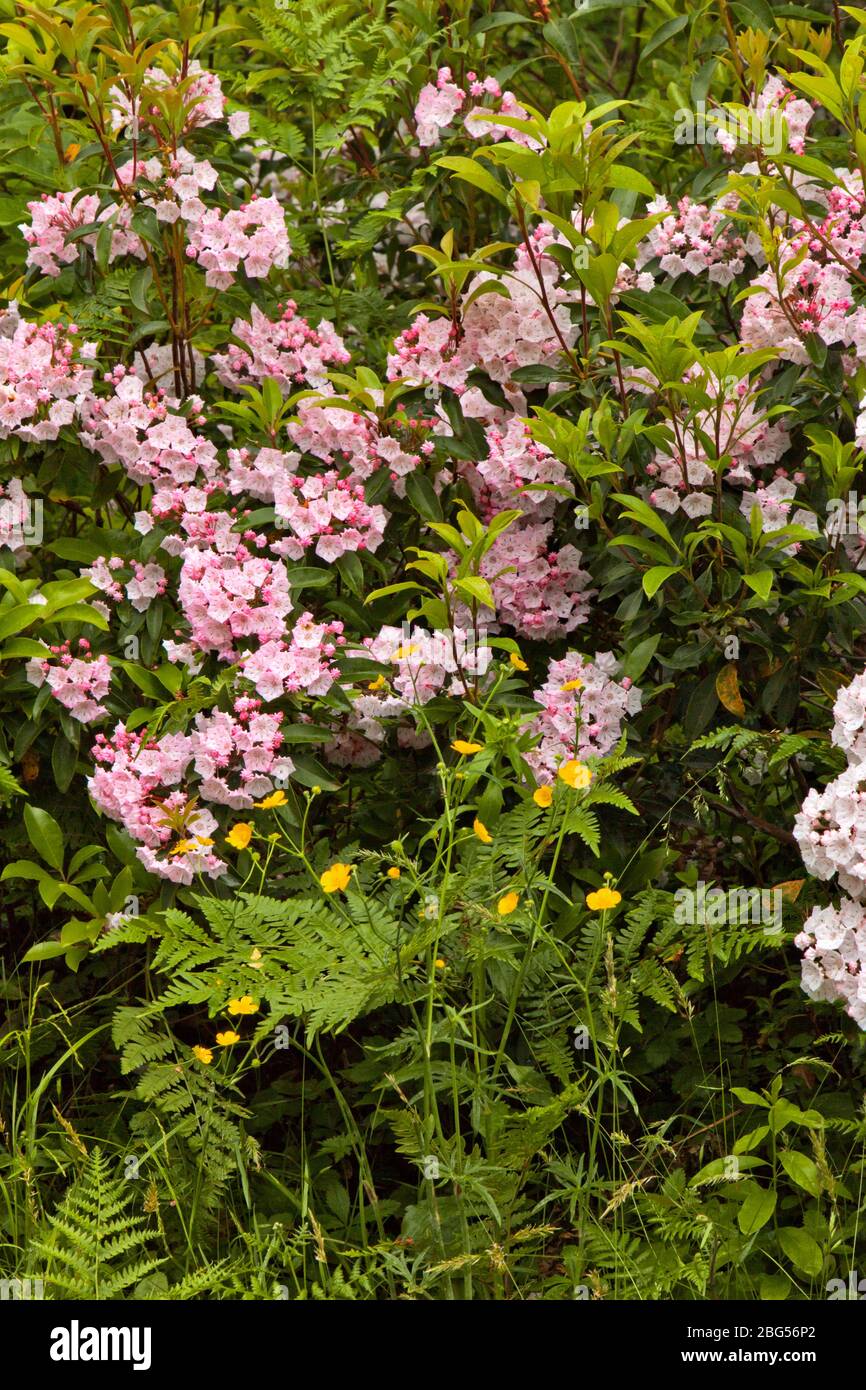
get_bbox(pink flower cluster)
[239,612,345,702]
[0,319,94,442]
[469,417,572,520]
[362,622,492,705]
[109,61,226,135]
[226,445,299,502]
[287,391,425,487]
[20,189,147,278]
[184,195,291,290]
[79,368,218,487]
[189,701,294,808]
[178,538,292,661]
[794,900,866,1029]
[793,670,866,1029]
[637,195,758,288]
[21,190,98,278]
[639,371,791,517]
[526,651,643,784]
[88,723,224,885]
[738,476,817,551]
[388,226,576,391]
[270,470,389,562]
[413,66,536,150]
[476,522,593,640]
[213,302,349,393]
[26,640,112,724]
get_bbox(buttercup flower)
[452,739,483,755]
[558,760,592,789]
[215,1031,241,1046]
[387,866,401,879]
[586,886,622,912]
[320,862,352,893]
[255,789,287,809]
[227,995,259,1015]
[192,1045,213,1064]
[533,785,553,808]
[226,822,253,849]
[473,818,493,844]
[498,892,520,916]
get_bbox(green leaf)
[730,1086,769,1107]
[435,156,508,206]
[453,575,496,611]
[24,804,64,872]
[621,634,659,682]
[642,13,689,61]
[22,940,68,962]
[737,1183,776,1234]
[779,1150,822,1199]
[642,565,681,598]
[759,1274,790,1301]
[404,471,443,522]
[743,570,773,601]
[777,1227,823,1277]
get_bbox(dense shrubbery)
[2,0,866,1302]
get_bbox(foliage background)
[0,0,864,1302]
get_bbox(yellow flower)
[497,892,520,916]
[561,678,584,692]
[195,836,214,847]
[226,822,252,850]
[215,1031,241,1047]
[473,818,492,844]
[533,785,553,808]
[451,739,483,755]
[509,652,528,672]
[387,866,401,879]
[435,958,446,969]
[368,674,386,691]
[586,886,622,912]
[320,862,352,893]
[255,789,287,809]
[170,839,196,856]
[558,760,592,790]
[227,995,259,1016]
[192,1045,213,1065]
[394,643,418,660]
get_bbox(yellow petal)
[586,886,622,912]
[473,818,492,844]
[451,739,483,755]
[227,995,259,1016]
[192,1045,213,1065]
[533,785,553,808]
[509,652,528,672]
[226,822,252,849]
[215,1031,241,1047]
[320,862,352,893]
[557,760,592,790]
[387,866,401,879]
[497,892,519,916]
[255,789,287,809]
